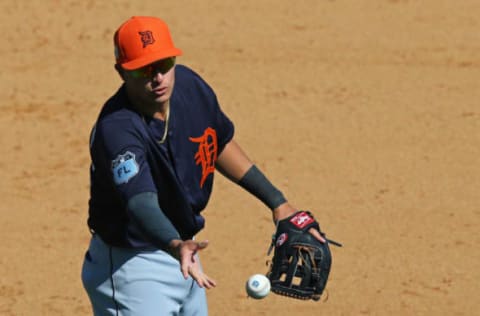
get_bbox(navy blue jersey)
[88,65,234,248]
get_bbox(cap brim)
[121,48,183,70]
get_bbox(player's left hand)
[170,239,217,289]
[267,210,334,300]
[273,203,326,243]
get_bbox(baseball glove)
[266,210,339,301]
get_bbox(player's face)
[123,57,176,108]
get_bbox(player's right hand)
[169,239,217,289]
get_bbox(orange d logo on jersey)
[189,127,218,188]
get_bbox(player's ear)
[115,64,126,80]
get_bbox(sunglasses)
[128,57,176,79]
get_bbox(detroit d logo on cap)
[139,30,155,48]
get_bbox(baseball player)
[81,16,326,316]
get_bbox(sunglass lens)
[129,57,176,78]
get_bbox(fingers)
[199,275,217,289]
[181,240,208,265]
[182,240,209,253]
[196,240,209,249]
[181,260,190,279]
[188,266,217,289]
[309,227,326,243]
[178,239,215,287]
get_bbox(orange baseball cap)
[114,16,182,70]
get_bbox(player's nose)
[152,71,165,83]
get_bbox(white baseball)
[246,274,271,299]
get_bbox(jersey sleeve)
[211,91,235,153]
[93,116,157,202]
[191,71,235,153]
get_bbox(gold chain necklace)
[157,105,170,144]
[142,105,170,144]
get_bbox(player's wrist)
[238,165,286,210]
[168,239,182,248]
[167,239,183,259]
[273,203,297,222]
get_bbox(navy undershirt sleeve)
[238,165,287,210]
[127,192,181,248]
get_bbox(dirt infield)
[1,1,479,315]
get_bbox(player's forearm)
[216,140,253,181]
[217,140,289,214]
[238,165,287,210]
